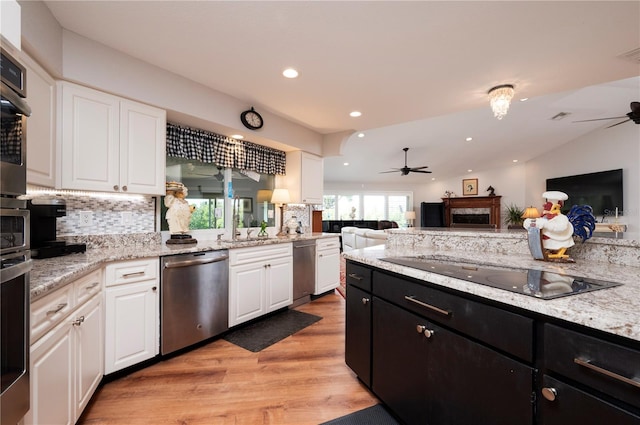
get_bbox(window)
[323,191,412,226]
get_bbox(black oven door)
[1,82,30,197]
[0,251,31,424]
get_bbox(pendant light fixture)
[488,84,515,120]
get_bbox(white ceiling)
[44,1,640,183]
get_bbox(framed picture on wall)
[462,178,478,196]
[240,197,253,213]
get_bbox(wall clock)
[240,107,264,130]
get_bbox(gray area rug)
[224,309,322,352]
[320,405,399,425]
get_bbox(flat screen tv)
[546,169,623,217]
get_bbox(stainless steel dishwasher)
[292,240,316,305]
[161,250,229,355]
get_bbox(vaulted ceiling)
[44,1,640,183]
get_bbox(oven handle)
[0,259,33,284]
[1,81,32,116]
[164,255,229,269]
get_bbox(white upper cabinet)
[58,82,166,195]
[277,151,324,204]
[0,0,21,51]
[23,54,57,188]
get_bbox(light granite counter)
[30,232,338,302]
[343,228,640,343]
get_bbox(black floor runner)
[224,309,322,352]
[320,405,399,425]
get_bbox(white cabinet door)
[104,280,158,374]
[59,82,166,194]
[300,152,323,204]
[266,256,293,312]
[26,317,74,425]
[74,294,103,418]
[229,262,266,327]
[60,82,120,192]
[23,54,56,187]
[316,242,340,295]
[119,100,166,195]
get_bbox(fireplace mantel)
[442,196,502,228]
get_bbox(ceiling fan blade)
[410,170,432,174]
[605,118,631,129]
[379,170,401,174]
[409,166,430,171]
[572,116,627,123]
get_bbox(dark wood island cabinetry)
[345,260,640,425]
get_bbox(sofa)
[341,227,389,252]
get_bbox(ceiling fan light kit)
[488,84,515,120]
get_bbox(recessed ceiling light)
[520,98,529,102]
[350,111,362,117]
[466,137,473,142]
[282,68,299,78]
[343,162,350,166]
[431,177,436,181]
[231,134,244,139]
[357,133,365,138]
[467,169,473,173]
[512,159,518,163]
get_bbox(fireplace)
[442,196,502,228]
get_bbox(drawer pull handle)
[85,282,100,289]
[347,273,363,281]
[122,271,146,278]
[46,303,67,315]
[404,295,451,317]
[574,358,640,389]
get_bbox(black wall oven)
[0,47,32,425]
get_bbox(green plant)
[505,203,525,226]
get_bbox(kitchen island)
[343,228,639,425]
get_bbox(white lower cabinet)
[104,258,159,374]
[229,244,293,327]
[315,237,341,294]
[25,270,104,425]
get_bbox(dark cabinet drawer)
[345,261,372,292]
[373,269,534,362]
[539,375,640,425]
[544,324,640,409]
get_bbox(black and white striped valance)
[166,123,286,175]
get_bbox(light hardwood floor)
[78,292,378,425]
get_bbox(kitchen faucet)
[246,228,255,239]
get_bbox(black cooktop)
[380,256,622,299]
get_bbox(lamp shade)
[270,188,290,204]
[257,190,272,203]
[405,211,416,220]
[521,206,541,219]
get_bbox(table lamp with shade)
[405,210,416,227]
[270,188,290,236]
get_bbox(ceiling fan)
[194,166,224,181]
[573,101,640,128]
[380,147,432,176]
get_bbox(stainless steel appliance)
[381,256,622,299]
[1,48,31,197]
[292,240,315,305]
[1,47,31,425]
[160,250,229,355]
[27,198,86,258]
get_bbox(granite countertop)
[30,232,338,302]
[343,244,640,343]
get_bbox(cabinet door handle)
[72,315,85,326]
[574,358,640,388]
[347,273,363,281]
[46,303,67,315]
[541,387,557,402]
[113,185,119,191]
[152,286,157,291]
[361,297,370,305]
[404,295,451,317]
[122,185,128,192]
[416,324,435,338]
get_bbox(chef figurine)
[523,191,574,261]
[165,182,196,243]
